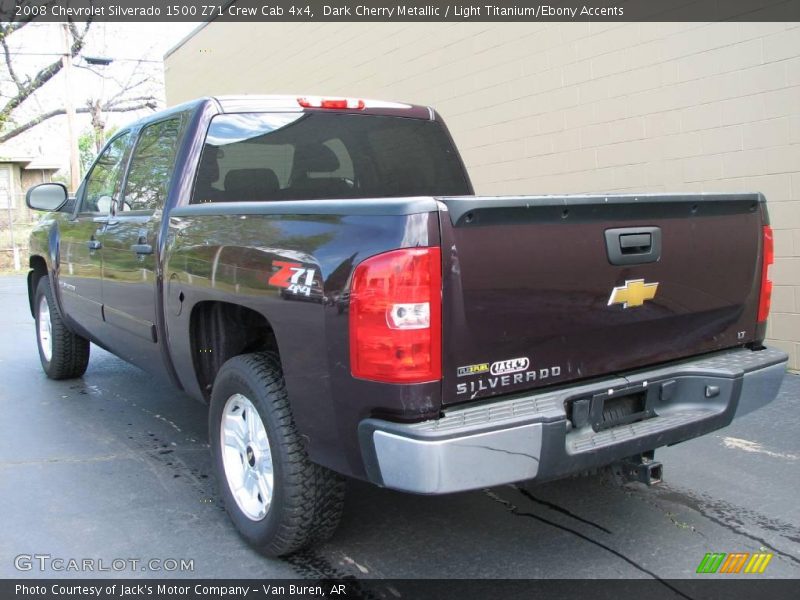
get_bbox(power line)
[4,51,162,63]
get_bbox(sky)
[1,22,199,168]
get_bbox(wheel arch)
[27,255,49,318]
[188,300,281,401]
[28,219,62,318]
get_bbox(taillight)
[349,247,441,383]
[757,225,774,322]
[297,96,365,110]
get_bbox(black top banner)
[2,0,800,22]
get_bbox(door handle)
[132,235,153,255]
[87,239,102,250]
[132,243,153,255]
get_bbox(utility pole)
[61,23,80,193]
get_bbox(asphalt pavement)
[0,274,798,581]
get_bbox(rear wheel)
[34,277,90,379]
[209,352,345,556]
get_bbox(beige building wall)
[165,22,800,370]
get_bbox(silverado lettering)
[457,367,562,396]
[25,95,787,557]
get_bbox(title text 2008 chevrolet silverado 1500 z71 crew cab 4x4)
[26,96,787,556]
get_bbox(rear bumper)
[359,347,787,494]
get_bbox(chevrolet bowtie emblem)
[608,279,659,309]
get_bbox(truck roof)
[213,95,434,120]
[129,95,434,131]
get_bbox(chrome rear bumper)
[359,347,787,494]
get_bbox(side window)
[81,133,130,214]
[120,117,183,212]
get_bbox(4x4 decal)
[269,261,316,297]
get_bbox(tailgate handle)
[605,227,661,265]
[620,233,652,253]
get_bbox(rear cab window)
[191,112,470,204]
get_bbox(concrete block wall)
[165,22,800,369]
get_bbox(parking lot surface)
[1,274,798,580]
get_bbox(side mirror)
[26,183,69,212]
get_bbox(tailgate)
[438,194,766,405]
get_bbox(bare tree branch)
[114,95,159,103]
[0,99,158,144]
[105,102,159,113]
[0,19,30,43]
[0,19,92,128]
[106,94,158,108]
[104,64,155,105]
[1,37,22,88]
[73,63,107,78]
[0,17,162,151]
[0,107,65,142]
[0,1,62,40]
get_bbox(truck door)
[58,132,130,334]
[100,116,184,377]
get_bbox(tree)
[0,12,159,145]
[77,128,94,174]
[79,124,118,173]
[0,12,88,129]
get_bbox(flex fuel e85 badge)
[456,356,563,398]
[457,363,489,377]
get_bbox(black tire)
[209,352,345,556]
[34,277,90,380]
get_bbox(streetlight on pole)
[83,56,114,66]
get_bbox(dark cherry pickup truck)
[26,95,787,556]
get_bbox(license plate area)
[566,386,658,432]
[594,391,650,431]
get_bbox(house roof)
[164,22,210,59]
[24,157,62,170]
[0,155,33,165]
[0,156,61,170]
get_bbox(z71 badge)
[269,260,316,297]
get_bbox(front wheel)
[209,352,345,556]
[34,277,90,379]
